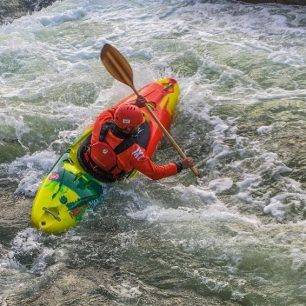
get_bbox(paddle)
[100,43,200,177]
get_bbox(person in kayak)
[82,96,194,182]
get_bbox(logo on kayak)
[49,173,59,181]
[123,119,130,124]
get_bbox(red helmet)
[114,104,145,131]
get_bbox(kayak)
[31,78,180,234]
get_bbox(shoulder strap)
[99,121,114,142]
[114,139,135,155]
[99,121,135,155]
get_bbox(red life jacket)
[84,121,135,178]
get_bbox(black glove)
[135,95,147,108]
[176,157,194,173]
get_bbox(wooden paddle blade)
[100,44,134,88]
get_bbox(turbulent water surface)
[1,0,306,305]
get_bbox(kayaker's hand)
[176,157,194,173]
[135,95,147,108]
[182,157,194,169]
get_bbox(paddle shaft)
[101,44,200,177]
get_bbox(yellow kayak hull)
[31,78,180,234]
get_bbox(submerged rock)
[0,0,58,24]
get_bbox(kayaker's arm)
[129,145,179,180]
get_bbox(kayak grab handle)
[42,207,61,222]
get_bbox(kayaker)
[82,96,194,182]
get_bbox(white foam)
[8,150,57,196]
[173,184,218,205]
[0,113,30,140]
[237,174,261,191]
[0,228,54,273]
[264,193,292,220]
[255,89,306,101]
[257,153,292,180]
[39,8,86,27]
[269,50,305,67]
[208,178,233,193]
[257,125,273,135]
[128,204,260,226]
[264,198,285,220]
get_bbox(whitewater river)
[1,0,306,305]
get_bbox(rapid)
[1,0,306,305]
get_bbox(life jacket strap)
[99,121,135,155]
